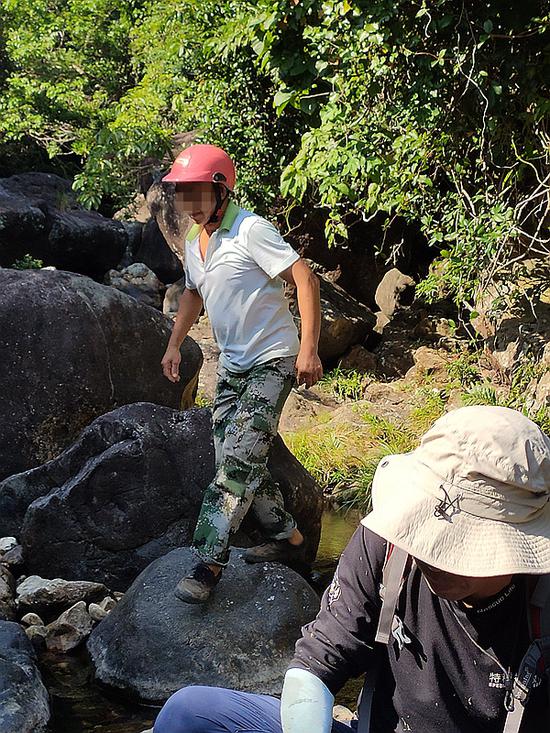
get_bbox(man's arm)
[280,526,385,732]
[289,526,385,692]
[161,287,203,383]
[280,259,323,388]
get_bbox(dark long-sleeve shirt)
[291,526,548,732]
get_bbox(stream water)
[42,509,360,733]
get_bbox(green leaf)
[273,89,296,114]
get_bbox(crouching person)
[153,405,550,733]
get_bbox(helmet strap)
[207,183,229,224]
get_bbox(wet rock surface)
[87,548,319,702]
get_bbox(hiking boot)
[174,563,221,604]
[243,539,306,565]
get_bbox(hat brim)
[361,453,550,577]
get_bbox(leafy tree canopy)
[0,0,548,307]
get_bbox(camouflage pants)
[192,355,297,566]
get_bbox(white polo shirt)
[184,201,300,372]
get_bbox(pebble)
[88,603,107,622]
[46,601,93,652]
[25,624,48,651]
[21,612,44,626]
[99,596,117,612]
[0,537,17,555]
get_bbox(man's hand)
[295,348,323,388]
[161,346,182,383]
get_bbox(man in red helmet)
[160,144,323,603]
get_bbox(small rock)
[113,592,125,602]
[46,601,93,652]
[1,544,23,571]
[16,576,108,614]
[534,372,550,411]
[0,564,15,595]
[99,596,117,612]
[21,612,44,627]
[405,346,449,382]
[88,603,107,622]
[0,565,16,620]
[105,262,165,309]
[0,536,17,555]
[25,624,48,651]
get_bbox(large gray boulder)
[8,404,322,590]
[316,276,376,362]
[0,621,50,732]
[290,270,376,363]
[0,269,202,482]
[87,548,319,702]
[137,218,184,284]
[0,172,127,278]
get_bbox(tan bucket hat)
[361,405,550,577]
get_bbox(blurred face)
[174,182,217,225]
[414,558,513,603]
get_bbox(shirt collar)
[185,200,240,242]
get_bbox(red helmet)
[162,144,236,190]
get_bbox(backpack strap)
[357,669,378,733]
[375,545,410,645]
[357,544,410,733]
[503,576,550,733]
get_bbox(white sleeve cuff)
[267,250,300,280]
[281,668,335,733]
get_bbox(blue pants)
[153,686,355,733]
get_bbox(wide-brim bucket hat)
[361,405,550,577]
